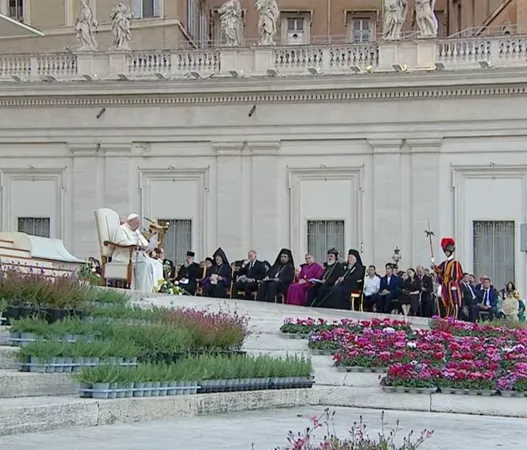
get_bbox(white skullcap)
[127,214,139,221]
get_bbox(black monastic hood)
[272,248,294,269]
[212,247,229,266]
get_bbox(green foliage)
[74,354,313,384]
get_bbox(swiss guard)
[432,237,464,318]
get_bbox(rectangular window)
[473,220,515,289]
[351,18,371,43]
[8,0,23,21]
[287,17,304,32]
[281,13,309,45]
[17,217,50,238]
[132,0,160,19]
[307,220,345,264]
[160,219,192,265]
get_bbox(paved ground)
[0,406,523,449]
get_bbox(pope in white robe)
[111,214,164,292]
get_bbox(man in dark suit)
[416,265,434,317]
[308,248,345,308]
[374,263,400,314]
[175,251,202,295]
[460,272,477,322]
[233,250,266,300]
[475,276,498,320]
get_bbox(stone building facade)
[1,0,522,53]
[0,33,526,292]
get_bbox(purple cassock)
[286,262,324,306]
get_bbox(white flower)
[406,342,417,348]
[383,327,396,333]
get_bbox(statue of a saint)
[75,0,98,51]
[383,0,408,41]
[415,0,438,38]
[255,0,279,46]
[110,1,132,50]
[219,0,243,47]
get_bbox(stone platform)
[0,292,524,437]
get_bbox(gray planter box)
[133,382,144,397]
[93,383,110,399]
[143,382,153,397]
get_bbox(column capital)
[406,138,443,152]
[211,141,245,156]
[367,139,403,154]
[68,142,99,156]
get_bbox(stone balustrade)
[0,35,526,81]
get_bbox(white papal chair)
[94,208,135,287]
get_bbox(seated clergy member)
[308,248,345,308]
[112,213,163,292]
[363,265,380,311]
[286,253,324,306]
[233,250,266,299]
[474,276,498,320]
[374,263,400,313]
[328,249,365,310]
[256,248,295,302]
[174,251,202,295]
[202,248,232,298]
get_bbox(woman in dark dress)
[330,249,365,310]
[256,248,295,302]
[202,248,232,298]
[400,268,422,316]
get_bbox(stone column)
[248,141,280,256]
[69,143,101,258]
[0,1,7,15]
[102,143,133,216]
[368,139,403,268]
[212,142,245,257]
[64,0,74,27]
[407,138,443,266]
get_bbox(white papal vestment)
[111,223,164,292]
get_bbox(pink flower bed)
[282,316,527,393]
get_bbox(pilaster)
[69,143,100,258]
[408,138,443,266]
[0,1,7,15]
[212,142,245,257]
[101,143,133,217]
[248,141,280,254]
[368,139,403,268]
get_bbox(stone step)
[0,370,78,398]
[318,386,527,418]
[0,346,18,369]
[0,388,317,436]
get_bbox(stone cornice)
[1,68,527,107]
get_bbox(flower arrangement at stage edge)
[156,279,185,296]
[77,259,102,286]
[275,408,433,450]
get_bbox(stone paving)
[0,406,524,450]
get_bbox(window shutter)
[132,0,142,19]
[153,0,161,17]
